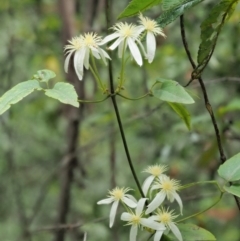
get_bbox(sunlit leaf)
[177,223,216,240]
[196,0,238,76]
[0,80,41,115]
[33,69,56,83]
[168,102,191,130]
[224,184,240,198]
[118,0,162,19]
[218,152,240,181]
[152,79,194,104]
[45,82,79,107]
[157,0,204,28]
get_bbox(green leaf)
[218,98,240,115]
[118,0,162,19]
[157,0,204,28]
[0,80,41,115]
[177,223,216,240]
[224,184,240,198]
[162,0,184,10]
[33,69,56,83]
[152,78,194,104]
[45,82,79,107]
[196,0,238,76]
[168,102,191,130]
[218,152,240,181]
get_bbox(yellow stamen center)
[159,213,171,224]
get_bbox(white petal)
[98,48,111,65]
[154,230,164,241]
[97,197,114,205]
[91,48,101,59]
[136,198,147,215]
[74,50,84,80]
[125,194,137,203]
[173,192,183,214]
[142,176,155,196]
[64,50,74,73]
[146,32,156,63]
[130,225,138,241]
[145,192,166,214]
[140,218,165,230]
[83,232,87,241]
[169,222,183,241]
[109,37,124,50]
[101,33,120,44]
[122,196,137,208]
[127,38,142,66]
[83,48,90,69]
[118,41,124,58]
[109,200,119,228]
[121,212,132,221]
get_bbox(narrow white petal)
[83,232,87,241]
[109,200,119,228]
[109,37,124,50]
[101,33,120,44]
[125,194,137,203]
[91,48,100,60]
[146,192,166,214]
[122,197,137,208]
[140,218,165,230]
[154,230,164,241]
[127,38,142,66]
[136,198,147,215]
[142,176,155,196]
[98,48,111,65]
[173,192,183,214]
[83,48,90,69]
[121,212,132,221]
[74,50,84,80]
[146,32,156,63]
[118,41,124,58]
[97,197,114,205]
[64,50,74,73]
[130,225,138,241]
[169,222,183,241]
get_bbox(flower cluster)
[64,14,166,81]
[97,164,183,241]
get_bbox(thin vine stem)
[78,95,110,103]
[105,0,146,200]
[180,14,240,210]
[117,92,150,100]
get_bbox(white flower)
[97,187,137,228]
[121,198,165,241]
[150,208,182,241]
[102,22,144,66]
[138,13,166,63]
[142,164,168,196]
[146,175,182,214]
[64,33,110,80]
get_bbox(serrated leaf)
[218,152,240,181]
[168,102,191,130]
[177,223,216,240]
[0,80,41,115]
[45,82,79,107]
[224,184,240,197]
[118,0,162,19]
[152,79,195,104]
[157,0,204,28]
[34,69,56,83]
[196,0,238,75]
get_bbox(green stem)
[179,180,223,192]
[177,192,223,223]
[117,92,150,100]
[89,65,105,91]
[78,95,110,103]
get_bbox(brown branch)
[180,14,240,210]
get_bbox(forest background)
[0,0,240,241]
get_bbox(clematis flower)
[101,22,144,66]
[146,175,182,214]
[121,198,165,241]
[64,33,110,80]
[142,164,168,196]
[97,187,137,228]
[150,208,182,241]
[138,13,166,63]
